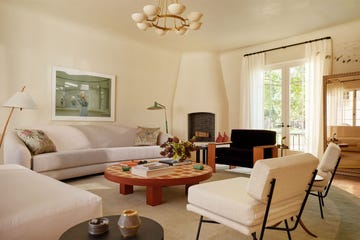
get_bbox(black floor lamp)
[147,101,168,134]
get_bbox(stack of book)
[159,159,192,166]
[131,162,173,177]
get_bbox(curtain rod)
[243,36,331,57]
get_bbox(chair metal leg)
[320,192,325,207]
[317,192,324,219]
[284,219,292,240]
[196,216,203,240]
[251,232,258,240]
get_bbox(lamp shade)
[147,101,165,110]
[3,91,37,109]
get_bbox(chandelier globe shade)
[167,3,186,15]
[131,0,203,35]
[143,5,160,17]
[131,13,147,23]
[189,22,202,30]
[155,28,167,36]
[137,22,151,31]
[187,12,203,22]
[176,28,187,36]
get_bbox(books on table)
[158,159,192,166]
[131,162,173,177]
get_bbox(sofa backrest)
[37,125,167,151]
[247,153,318,203]
[230,129,276,148]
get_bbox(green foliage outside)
[264,65,306,149]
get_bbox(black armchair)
[207,129,278,172]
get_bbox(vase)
[118,209,141,238]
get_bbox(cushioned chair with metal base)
[310,142,342,219]
[187,153,318,240]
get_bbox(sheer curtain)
[240,53,265,128]
[304,39,332,157]
[327,82,344,126]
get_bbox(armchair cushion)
[317,142,341,173]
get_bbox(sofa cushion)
[16,129,56,155]
[32,146,164,172]
[134,127,160,146]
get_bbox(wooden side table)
[59,215,164,240]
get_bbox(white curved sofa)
[3,125,169,180]
[0,164,102,240]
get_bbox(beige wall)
[0,2,180,132]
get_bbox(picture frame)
[51,66,116,121]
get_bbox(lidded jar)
[118,209,141,238]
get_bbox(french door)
[264,62,306,151]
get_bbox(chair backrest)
[318,142,341,174]
[247,153,318,203]
[230,129,276,148]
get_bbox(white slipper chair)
[310,142,342,218]
[187,153,318,240]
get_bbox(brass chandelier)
[131,0,203,36]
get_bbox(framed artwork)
[51,66,115,121]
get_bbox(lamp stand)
[164,108,168,134]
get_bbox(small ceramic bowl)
[193,164,204,170]
[122,166,131,171]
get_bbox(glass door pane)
[288,65,306,151]
[264,69,282,144]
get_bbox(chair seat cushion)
[188,177,303,228]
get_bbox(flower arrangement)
[160,136,199,161]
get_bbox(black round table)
[59,215,164,240]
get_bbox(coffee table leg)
[146,186,162,206]
[120,184,133,194]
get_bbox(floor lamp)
[147,101,168,134]
[0,86,37,147]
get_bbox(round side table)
[59,215,164,240]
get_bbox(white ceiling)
[6,0,360,51]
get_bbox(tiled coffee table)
[104,163,212,206]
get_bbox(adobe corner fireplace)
[188,112,215,142]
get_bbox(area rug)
[66,169,360,240]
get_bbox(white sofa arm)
[3,131,32,169]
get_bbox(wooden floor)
[333,174,360,198]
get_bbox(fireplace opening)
[188,112,215,142]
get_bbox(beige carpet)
[66,168,360,240]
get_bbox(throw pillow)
[16,129,56,155]
[134,127,160,146]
